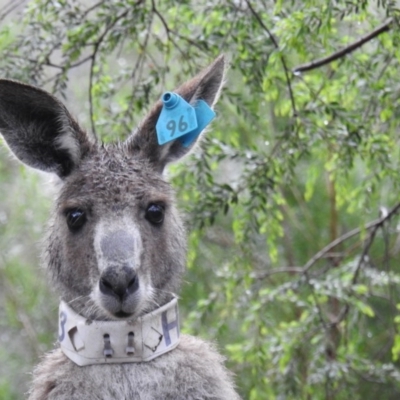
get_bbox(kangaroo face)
[0,56,225,321]
[47,148,186,320]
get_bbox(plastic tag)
[179,100,216,147]
[156,92,198,145]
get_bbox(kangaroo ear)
[125,55,226,172]
[0,80,91,178]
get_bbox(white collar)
[58,297,180,366]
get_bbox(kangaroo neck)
[58,297,180,366]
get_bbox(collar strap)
[58,298,180,366]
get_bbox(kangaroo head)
[0,56,225,320]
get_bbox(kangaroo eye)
[145,204,164,225]
[66,209,86,231]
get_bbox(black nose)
[99,267,139,301]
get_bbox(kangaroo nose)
[99,267,139,301]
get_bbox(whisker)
[67,295,88,306]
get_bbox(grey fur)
[0,55,241,399]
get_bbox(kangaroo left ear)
[0,80,92,178]
[125,55,226,173]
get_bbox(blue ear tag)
[156,92,216,147]
[156,92,198,145]
[179,100,215,147]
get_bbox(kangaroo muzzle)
[99,264,139,301]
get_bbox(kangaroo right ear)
[125,55,225,173]
[0,80,91,178]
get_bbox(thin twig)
[151,0,186,58]
[88,10,129,140]
[62,55,94,71]
[81,0,107,18]
[245,0,297,117]
[0,0,25,22]
[351,225,380,285]
[362,54,394,120]
[293,18,393,74]
[337,216,389,325]
[305,270,329,330]
[125,12,153,121]
[88,54,97,139]
[171,30,209,53]
[40,55,94,86]
[256,267,303,279]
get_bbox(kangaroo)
[0,55,241,400]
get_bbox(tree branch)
[302,201,400,274]
[293,18,393,74]
[256,267,303,279]
[0,0,25,22]
[258,201,400,280]
[321,202,400,326]
[88,10,129,140]
[81,0,107,18]
[245,0,297,117]
[151,0,187,58]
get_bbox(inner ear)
[124,55,226,173]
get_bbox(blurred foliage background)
[1,0,400,399]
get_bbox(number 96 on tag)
[156,106,197,145]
